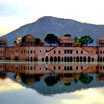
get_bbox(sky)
[1,85,104,104]
[0,0,104,35]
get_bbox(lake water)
[0,62,104,104]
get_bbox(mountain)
[5,16,104,45]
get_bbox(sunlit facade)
[0,35,104,62]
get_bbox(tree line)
[14,33,94,46]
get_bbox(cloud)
[1,87,104,104]
[0,0,25,17]
[0,4,16,16]
[57,88,104,104]
[1,0,104,35]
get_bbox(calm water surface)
[0,62,104,104]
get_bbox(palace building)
[0,34,104,62]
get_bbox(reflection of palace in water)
[0,63,104,75]
[0,63,104,95]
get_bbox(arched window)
[76,50,78,54]
[14,56,19,60]
[30,57,32,61]
[66,57,69,62]
[64,57,67,62]
[64,66,66,70]
[76,66,78,70]
[42,58,44,62]
[58,66,60,70]
[54,56,57,62]
[58,50,61,54]
[50,56,53,62]
[81,51,83,54]
[69,66,72,70]
[74,57,76,62]
[92,58,94,62]
[88,56,91,62]
[100,51,102,54]
[62,57,63,62]
[67,57,70,62]
[83,56,86,62]
[53,66,56,70]
[99,57,102,62]
[45,56,48,62]
[69,57,73,62]
[67,66,69,70]
[58,56,61,62]
[54,50,56,54]
[80,56,82,62]
[76,56,79,62]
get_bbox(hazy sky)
[0,0,104,35]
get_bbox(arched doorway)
[83,56,86,62]
[66,57,68,62]
[92,58,94,62]
[69,57,73,62]
[61,57,63,62]
[14,56,19,60]
[54,56,57,62]
[76,56,79,62]
[58,56,61,62]
[88,56,91,62]
[45,56,48,62]
[64,57,67,62]
[50,56,53,62]
[80,56,82,62]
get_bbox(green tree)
[34,38,43,46]
[79,73,93,84]
[20,34,43,46]
[44,33,60,46]
[44,75,60,86]
[21,34,34,46]
[79,35,93,46]
[74,35,93,46]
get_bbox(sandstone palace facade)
[0,34,104,62]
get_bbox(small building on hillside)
[14,36,22,46]
[0,37,7,47]
[97,37,104,62]
[59,34,74,47]
[0,37,7,60]
[97,37,104,47]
